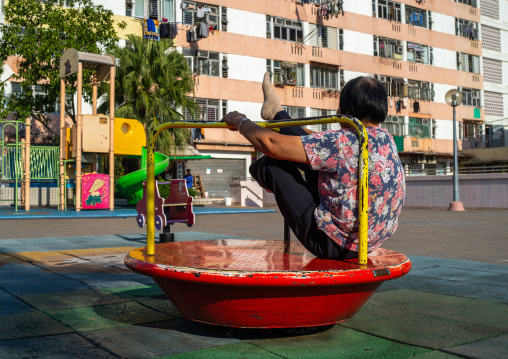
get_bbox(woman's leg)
[250,110,355,259]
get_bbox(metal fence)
[405,165,508,176]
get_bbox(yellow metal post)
[143,116,369,266]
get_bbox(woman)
[222,74,405,260]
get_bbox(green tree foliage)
[0,0,125,132]
[102,34,198,154]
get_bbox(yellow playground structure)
[58,49,148,211]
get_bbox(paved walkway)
[0,208,507,358]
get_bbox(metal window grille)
[308,109,340,132]
[460,87,481,107]
[272,17,303,43]
[408,117,431,138]
[310,66,338,90]
[480,0,499,19]
[483,58,502,84]
[382,116,406,136]
[481,25,501,51]
[375,0,402,22]
[484,91,504,117]
[283,106,305,120]
[183,98,220,121]
[182,1,219,29]
[456,0,478,7]
[455,18,479,40]
[405,6,428,28]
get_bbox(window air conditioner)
[126,1,133,9]
[395,46,403,53]
[378,75,387,82]
[396,40,402,46]
[422,119,430,125]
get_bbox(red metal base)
[125,239,411,328]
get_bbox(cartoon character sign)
[82,174,110,209]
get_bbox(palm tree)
[100,34,198,154]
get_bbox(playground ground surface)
[0,207,507,359]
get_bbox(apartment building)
[2,0,508,196]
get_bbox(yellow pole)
[59,78,66,210]
[76,62,83,211]
[109,66,115,211]
[144,116,369,266]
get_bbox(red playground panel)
[125,239,411,328]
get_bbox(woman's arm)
[223,111,310,164]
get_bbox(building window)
[309,109,339,131]
[310,65,339,90]
[126,0,133,16]
[455,0,478,7]
[409,117,431,138]
[308,24,341,50]
[460,87,481,107]
[10,82,51,112]
[267,60,304,86]
[283,106,306,119]
[383,116,405,136]
[184,97,221,121]
[374,37,402,60]
[377,75,405,97]
[182,1,219,30]
[463,120,481,140]
[134,0,176,22]
[269,16,303,43]
[183,48,220,77]
[456,52,480,74]
[455,18,479,40]
[374,0,402,22]
[407,42,429,64]
[405,6,428,28]
[407,80,434,101]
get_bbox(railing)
[405,165,508,176]
[31,146,59,180]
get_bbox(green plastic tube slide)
[115,147,169,205]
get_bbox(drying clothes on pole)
[196,6,205,18]
[169,23,178,39]
[197,22,209,38]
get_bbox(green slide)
[115,147,169,205]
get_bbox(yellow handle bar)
[144,115,369,267]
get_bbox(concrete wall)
[405,173,508,209]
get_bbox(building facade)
[2,0,508,196]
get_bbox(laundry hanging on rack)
[196,5,205,18]
[187,26,198,42]
[160,22,179,39]
[197,22,209,38]
[413,101,420,113]
[144,19,159,41]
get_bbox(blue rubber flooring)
[0,206,276,220]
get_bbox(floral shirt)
[301,127,405,252]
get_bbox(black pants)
[249,111,357,260]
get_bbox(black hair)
[339,77,388,123]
